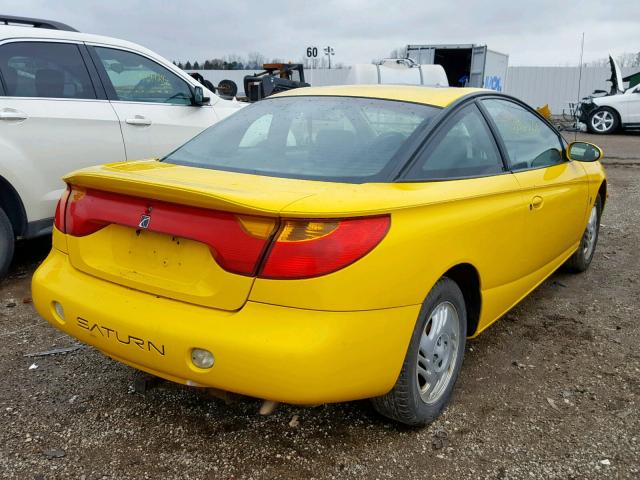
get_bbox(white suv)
[0,16,242,276]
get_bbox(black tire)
[587,107,619,134]
[217,79,238,98]
[372,277,466,426]
[564,194,602,272]
[0,208,14,280]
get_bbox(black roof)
[0,15,78,32]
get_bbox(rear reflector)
[259,217,390,279]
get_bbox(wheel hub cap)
[583,204,598,258]
[416,302,460,404]
[592,111,614,132]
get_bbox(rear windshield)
[164,96,439,182]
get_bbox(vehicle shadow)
[8,235,52,279]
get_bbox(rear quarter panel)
[250,174,529,319]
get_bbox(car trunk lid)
[61,161,323,311]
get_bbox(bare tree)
[388,46,407,59]
[246,52,266,69]
[586,52,640,68]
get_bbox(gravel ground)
[0,133,638,479]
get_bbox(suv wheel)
[588,107,619,134]
[0,208,14,279]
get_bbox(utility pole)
[324,46,335,69]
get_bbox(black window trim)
[395,97,510,183]
[77,43,107,100]
[394,91,571,182]
[0,38,100,101]
[476,95,569,173]
[86,43,196,106]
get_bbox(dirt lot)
[0,133,638,480]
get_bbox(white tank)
[346,59,449,87]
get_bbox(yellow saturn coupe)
[32,85,606,425]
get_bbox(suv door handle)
[530,196,544,210]
[125,115,152,126]
[0,109,28,121]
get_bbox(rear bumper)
[32,249,419,404]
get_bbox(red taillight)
[63,187,276,276]
[259,216,390,279]
[61,186,389,279]
[54,186,71,233]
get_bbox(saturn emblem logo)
[138,214,151,229]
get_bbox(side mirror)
[192,85,209,106]
[567,142,603,162]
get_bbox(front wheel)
[587,107,619,134]
[564,195,602,272]
[371,277,466,426]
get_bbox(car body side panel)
[0,97,125,221]
[250,173,529,312]
[474,241,578,336]
[510,161,590,273]
[107,102,220,160]
[580,161,608,206]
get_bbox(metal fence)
[504,66,636,114]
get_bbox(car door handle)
[530,196,544,210]
[125,115,152,126]
[0,109,28,121]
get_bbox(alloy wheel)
[416,301,460,404]
[582,204,598,259]
[591,110,614,133]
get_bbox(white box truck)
[406,44,509,91]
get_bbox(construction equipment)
[243,63,309,102]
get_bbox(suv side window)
[94,47,192,105]
[482,99,563,170]
[0,42,96,99]
[405,104,504,180]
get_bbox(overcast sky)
[1,0,638,66]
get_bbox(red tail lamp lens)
[61,187,277,276]
[259,216,390,279]
[54,186,71,233]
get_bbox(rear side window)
[94,47,192,105]
[405,104,504,180]
[165,96,439,182]
[482,99,563,170]
[0,42,96,99]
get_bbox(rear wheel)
[0,208,15,279]
[587,107,619,134]
[372,277,466,426]
[564,195,602,272]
